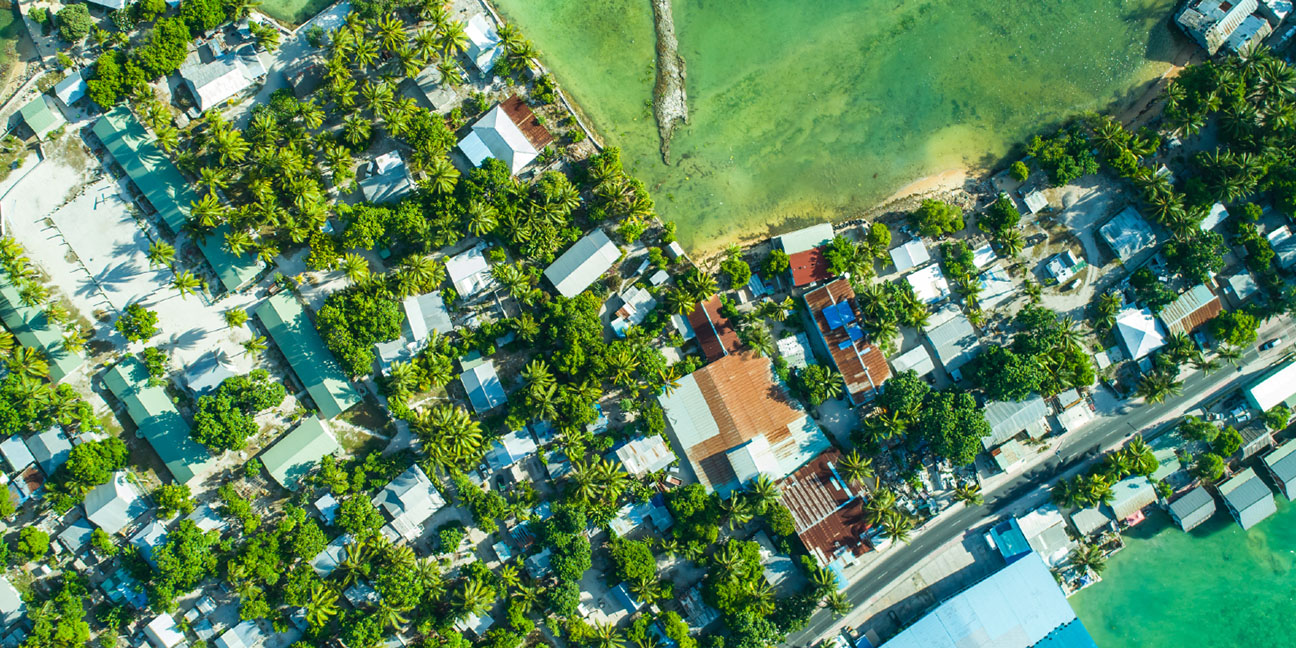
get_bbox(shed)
[0,436,35,473]
[1219,467,1277,530]
[982,394,1050,448]
[19,94,65,140]
[446,246,491,298]
[1167,486,1216,532]
[1068,507,1112,537]
[906,264,950,305]
[543,229,621,298]
[57,518,95,554]
[26,427,72,476]
[214,620,263,648]
[1108,476,1156,521]
[145,613,186,648]
[460,359,506,414]
[358,151,414,204]
[54,69,87,106]
[889,239,930,273]
[1264,441,1296,499]
[613,436,674,475]
[259,416,340,490]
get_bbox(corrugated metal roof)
[255,293,360,419]
[1246,360,1296,412]
[1159,284,1222,335]
[543,229,620,298]
[460,360,506,413]
[0,275,84,383]
[803,279,891,404]
[890,239,930,272]
[1168,486,1215,522]
[983,394,1050,448]
[892,345,935,376]
[777,449,871,566]
[259,416,340,490]
[880,552,1088,648]
[776,223,834,255]
[926,306,981,374]
[1264,441,1296,486]
[1115,308,1167,360]
[1109,476,1156,520]
[789,248,830,287]
[1220,468,1274,512]
[686,296,740,363]
[104,357,216,485]
[1068,507,1112,536]
[1099,206,1156,261]
[19,95,64,139]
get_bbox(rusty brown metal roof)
[1160,284,1222,336]
[777,449,872,565]
[789,248,830,287]
[804,279,891,403]
[500,95,554,150]
[687,296,740,363]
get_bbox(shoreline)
[649,0,688,165]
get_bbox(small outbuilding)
[1263,440,1296,500]
[1167,486,1216,532]
[19,95,65,141]
[1219,467,1277,530]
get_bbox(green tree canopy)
[909,199,964,238]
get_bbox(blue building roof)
[987,518,1032,562]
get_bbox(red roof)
[803,279,891,404]
[500,96,554,150]
[789,248,831,287]
[687,296,741,363]
[778,449,872,565]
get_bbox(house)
[457,96,553,174]
[144,613,186,648]
[776,333,814,369]
[131,520,169,566]
[214,620,264,648]
[1043,250,1085,285]
[0,274,84,383]
[446,245,492,299]
[179,42,266,112]
[1237,424,1272,460]
[925,305,981,380]
[1115,308,1167,361]
[455,612,496,639]
[1109,476,1156,521]
[26,427,71,477]
[1099,206,1157,262]
[1057,403,1096,434]
[977,265,1016,309]
[1158,284,1222,336]
[1267,226,1296,270]
[987,506,1072,567]
[358,151,414,204]
[891,345,935,377]
[255,293,360,419]
[777,449,872,569]
[1264,441,1296,499]
[543,229,621,298]
[311,535,348,577]
[879,552,1097,648]
[413,63,458,110]
[93,108,261,293]
[1221,272,1259,304]
[485,428,538,470]
[104,357,216,485]
[609,286,658,336]
[1219,468,1277,530]
[988,438,1028,472]
[889,239,930,273]
[18,94,65,141]
[613,436,675,475]
[776,223,834,286]
[1225,13,1274,52]
[1068,507,1113,537]
[84,472,148,535]
[459,358,507,414]
[375,292,453,372]
[54,69,87,106]
[982,394,1050,450]
[259,416,340,491]
[1200,202,1230,231]
[282,58,324,99]
[687,296,741,363]
[658,352,831,495]
[608,497,674,536]
[1168,486,1216,531]
[1177,0,1263,54]
[182,350,238,396]
[1245,360,1296,412]
[1022,190,1048,214]
[0,436,35,474]
[802,279,892,404]
[0,576,25,628]
[464,14,504,73]
[373,464,445,542]
[906,264,951,304]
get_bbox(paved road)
[787,319,1296,646]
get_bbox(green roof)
[103,357,215,485]
[255,293,360,419]
[0,275,84,383]
[259,416,340,490]
[92,107,261,293]
[19,95,64,139]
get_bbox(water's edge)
[649,0,688,164]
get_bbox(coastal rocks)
[650,0,687,165]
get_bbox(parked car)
[1260,338,1282,351]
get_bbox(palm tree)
[224,230,255,257]
[1070,543,1107,574]
[1092,290,1121,332]
[838,450,875,489]
[591,622,625,648]
[0,330,12,355]
[1217,344,1244,367]
[439,19,469,57]
[880,510,914,544]
[242,336,267,357]
[455,579,494,617]
[342,114,371,146]
[340,253,370,283]
[305,584,339,628]
[376,602,409,631]
[865,488,896,525]
[466,200,498,237]
[146,240,175,268]
[824,591,851,616]
[8,347,49,379]
[171,271,204,300]
[953,482,983,506]
[1137,369,1183,404]
[437,59,463,87]
[721,495,754,529]
[746,474,780,514]
[740,323,774,357]
[425,156,460,194]
[224,309,249,329]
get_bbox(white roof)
[372,465,445,541]
[0,436,35,472]
[1022,190,1048,214]
[82,0,126,9]
[1248,360,1296,412]
[54,69,88,105]
[1100,206,1157,261]
[907,264,950,305]
[183,350,238,396]
[446,246,491,297]
[890,239,931,272]
[614,436,674,475]
[925,305,981,374]
[27,426,72,475]
[181,56,254,113]
[145,614,186,648]
[214,621,263,648]
[0,576,24,627]
[977,266,1015,309]
[543,229,621,298]
[892,345,935,376]
[776,333,813,369]
[84,472,148,535]
[1057,405,1095,434]
[402,292,451,343]
[461,360,507,413]
[1200,202,1229,231]
[971,244,997,269]
[776,223,835,255]
[1115,308,1167,360]
[465,15,503,73]
[458,105,539,174]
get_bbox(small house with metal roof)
[1167,486,1216,531]
[925,304,981,381]
[1219,467,1277,530]
[982,394,1050,450]
[889,238,931,273]
[84,472,148,535]
[373,464,445,542]
[26,427,72,476]
[259,416,340,491]
[1109,475,1157,521]
[104,356,216,485]
[1099,206,1157,262]
[543,229,621,298]
[459,357,507,414]
[1263,440,1296,499]
[19,94,65,140]
[1159,284,1222,336]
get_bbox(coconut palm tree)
[305,584,339,628]
[455,578,494,617]
[1070,543,1107,574]
[224,230,255,257]
[1217,344,1244,367]
[740,323,774,357]
[825,591,851,616]
[880,510,914,544]
[0,330,12,355]
[171,271,205,300]
[953,482,983,506]
[8,347,48,379]
[146,240,175,268]
[721,495,754,529]
[591,622,624,648]
[339,253,370,283]
[1137,369,1183,404]
[342,115,371,147]
[242,336,267,357]
[838,450,874,489]
[437,59,463,87]
[223,309,248,329]
[197,166,230,194]
[396,255,445,297]
[746,474,780,514]
[865,488,896,525]
[425,156,460,194]
[1092,290,1121,332]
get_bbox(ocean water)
[1070,501,1296,648]
[490,0,1182,250]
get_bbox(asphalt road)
[787,319,1296,646]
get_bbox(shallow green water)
[260,0,334,27]
[491,0,1182,250]
[1071,500,1296,647]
